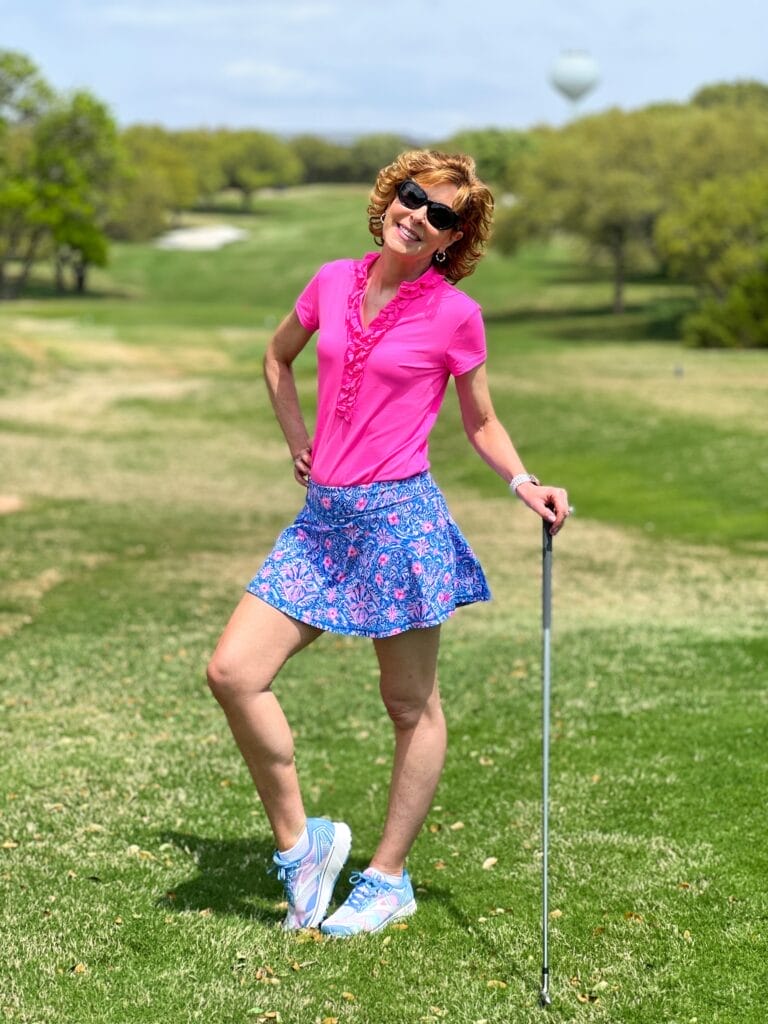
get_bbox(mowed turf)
[0,189,766,1024]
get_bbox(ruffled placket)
[335,252,444,422]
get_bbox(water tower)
[549,50,600,115]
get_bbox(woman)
[207,150,570,937]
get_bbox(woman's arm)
[454,363,570,534]
[263,310,315,486]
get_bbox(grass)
[0,189,766,1024]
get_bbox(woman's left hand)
[292,446,312,487]
[516,482,571,535]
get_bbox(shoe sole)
[321,896,417,937]
[369,897,417,934]
[288,822,352,930]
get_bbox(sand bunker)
[155,225,248,251]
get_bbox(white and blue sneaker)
[271,818,351,930]
[320,868,416,937]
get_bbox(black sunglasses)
[396,179,461,232]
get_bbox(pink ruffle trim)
[336,252,444,422]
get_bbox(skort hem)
[247,589,490,639]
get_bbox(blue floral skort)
[246,472,490,638]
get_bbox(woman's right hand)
[292,446,312,487]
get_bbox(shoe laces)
[269,860,299,906]
[346,871,391,910]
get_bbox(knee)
[206,653,233,704]
[206,652,262,707]
[382,690,443,732]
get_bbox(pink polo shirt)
[295,252,487,486]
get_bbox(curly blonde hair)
[367,150,494,283]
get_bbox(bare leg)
[369,625,445,875]
[206,593,322,851]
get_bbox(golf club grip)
[542,523,553,629]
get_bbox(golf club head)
[539,987,552,1008]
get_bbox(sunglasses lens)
[427,205,458,231]
[397,180,427,210]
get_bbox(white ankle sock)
[279,824,310,862]
[370,867,404,887]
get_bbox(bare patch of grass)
[446,494,767,639]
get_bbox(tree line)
[2,49,767,346]
[493,81,768,347]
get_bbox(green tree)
[0,50,53,124]
[437,127,534,187]
[682,264,768,348]
[345,134,416,183]
[290,134,352,183]
[0,51,55,296]
[32,90,118,295]
[494,96,768,315]
[494,108,670,313]
[655,172,768,298]
[174,129,226,202]
[121,125,198,219]
[217,130,302,206]
[655,172,768,347]
[691,79,768,109]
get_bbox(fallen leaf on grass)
[434,859,447,870]
[70,963,87,975]
[450,821,465,831]
[478,756,494,767]
[624,911,644,923]
[482,857,497,870]
[290,960,317,971]
[2,840,19,850]
[487,979,507,990]
[341,991,356,1001]
[576,992,599,1004]
[549,909,563,919]
[391,922,409,931]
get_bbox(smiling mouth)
[397,222,421,243]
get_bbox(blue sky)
[3,0,766,136]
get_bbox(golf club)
[539,521,553,1008]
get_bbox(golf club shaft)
[540,523,553,1005]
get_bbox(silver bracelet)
[509,472,540,495]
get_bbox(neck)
[371,246,433,289]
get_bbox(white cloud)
[95,0,335,28]
[221,58,326,97]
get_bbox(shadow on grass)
[2,281,135,301]
[158,831,281,923]
[486,298,694,342]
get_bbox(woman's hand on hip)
[292,446,312,487]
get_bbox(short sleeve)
[294,268,322,331]
[446,307,487,376]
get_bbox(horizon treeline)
[2,49,768,345]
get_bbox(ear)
[446,229,463,248]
